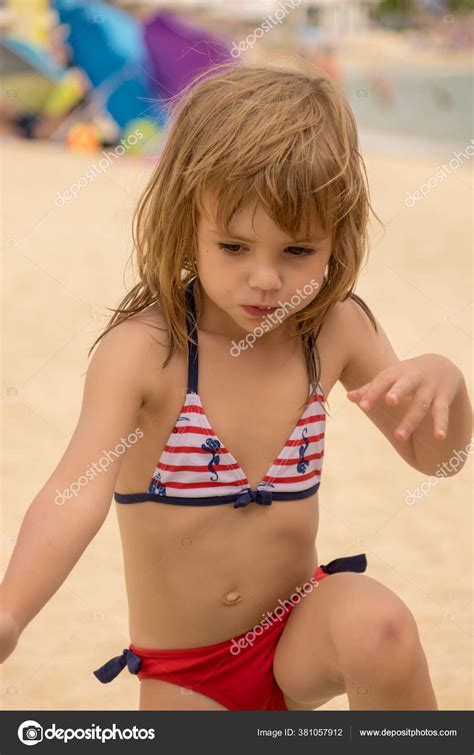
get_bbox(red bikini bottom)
[93,553,367,710]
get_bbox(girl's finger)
[431,396,449,440]
[361,372,422,411]
[394,390,435,440]
[356,370,404,410]
[347,384,370,400]
[347,382,371,394]
[383,374,422,406]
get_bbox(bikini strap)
[184,279,199,394]
[308,330,323,401]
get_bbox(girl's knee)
[371,605,423,676]
[337,598,423,683]
[374,601,419,648]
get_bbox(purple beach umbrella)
[143,9,237,104]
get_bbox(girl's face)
[195,191,332,338]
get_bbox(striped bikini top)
[114,279,326,510]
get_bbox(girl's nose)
[247,264,281,292]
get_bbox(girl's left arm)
[339,299,473,476]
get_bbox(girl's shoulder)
[99,302,176,408]
[316,296,376,391]
[119,302,171,349]
[99,304,169,360]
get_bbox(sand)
[1,135,472,711]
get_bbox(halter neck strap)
[184,279,198,394]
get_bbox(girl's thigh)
[139,678,228,710]
[274,572,419,709]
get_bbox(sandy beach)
[1,134,472,711]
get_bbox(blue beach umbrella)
[52,0,167,130]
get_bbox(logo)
[18,720,43,745]
[17,720,156,744]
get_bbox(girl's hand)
[0,610,20,664]
[346,354,464,442]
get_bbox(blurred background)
[0,0,472,152]
[2,0,473,712]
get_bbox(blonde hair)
[89,62,382,416]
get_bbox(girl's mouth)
[241,305,277,317]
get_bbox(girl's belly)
[116,494,319,648]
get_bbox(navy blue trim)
[184,278,199,394]
[114,481,320,506]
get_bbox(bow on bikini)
[233,488,273,509]
[93,648,142,684]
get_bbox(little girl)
[1,64,471,712]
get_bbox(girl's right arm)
[0,320,153,662]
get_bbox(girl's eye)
[286,246,316,257]
[217,243,242,254]
[217,243,316,257]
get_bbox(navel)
[223,591,242,605]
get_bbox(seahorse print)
[297,426,310,474]
[201,437,221,481]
